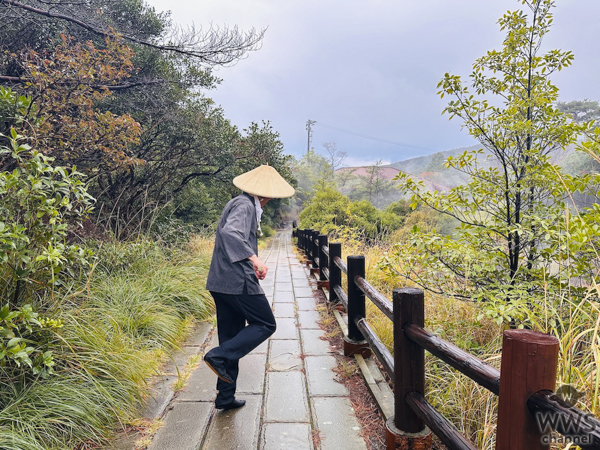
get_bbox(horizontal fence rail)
[293,227,600,450]
[355,276,393,320]
[404,323,500,395]
[405,391,478,450]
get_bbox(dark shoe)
[217,399,246,410]
[204,354,233,384]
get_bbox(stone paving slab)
[301,329,332,355]
[177,361,217,402]
[261,423,314,450]
[273,302,295,318]
[237,353,267,394]
[203,394,262,450]
[275,282,293,291]
[305,355,348,397]
[271,318,298,340]
[268,339,302,372]
[273,290,295,303]
[294,287,314,297]
[292,280,310,288]
[311,397,366,450]
[297,296,317,311]
[250,338,269,354]
[171,343,201,368]
[298,310,321,329]
[265,371,309,423]
[148,402,213,450]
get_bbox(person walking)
[204,165,295,410]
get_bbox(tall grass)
[0,235,215,449]
[326,228,599,449]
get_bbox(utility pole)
[306,120,316,155]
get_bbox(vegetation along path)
[146,230,366,450]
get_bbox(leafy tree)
[0,0,281,234]
[557,99,600,124]
[4,36,142,172]
[388,0,591,326]
[299,186,404,239]
[355,160,396,208]
[299,186,350,234]
[291,150,332,207]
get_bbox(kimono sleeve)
[220,201,256,263]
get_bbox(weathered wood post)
[311,230,319,273]
[344,256,371,357]
[495,330,559,450]
[305,229,313,266]
[386,288,432,449]
[317,234,329,290]
[328,242,341,304]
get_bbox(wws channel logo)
[535,384,596,446]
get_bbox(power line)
[314,122,438,152]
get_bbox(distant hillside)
[337,166,399,179]
[337,143,587,195]
[389,145,480,175]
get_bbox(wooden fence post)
[386,288,431,449]
[311,230,319,270]
[328,242,341,304]
[305,229,313,267]
[317,234,329,289]
[496,330,559,450]
[344,256,371,357]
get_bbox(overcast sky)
[146,0,600,166]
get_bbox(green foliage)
[557,99,600,124]
[0,87,33,140]
[299,186,404,239]
[0,237,214,448]
[389,0,596,326]
[0,130,94,305]
[0,304,60,379]
[299,186,350,233]
[260,224,275,238]
[291,150,332,207]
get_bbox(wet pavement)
[145,231,367,450]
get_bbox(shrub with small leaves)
[0,304,61,378]
[0,129,95,305]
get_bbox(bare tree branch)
[0,0,265,65]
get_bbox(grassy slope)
[0,236,215,450]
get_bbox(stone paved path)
[147,231,367,450]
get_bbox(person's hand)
[249,255,268,280]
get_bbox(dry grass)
[320,231,600,450]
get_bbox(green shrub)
[260,224,275,238]
[0,236,214,449]
[0,130,94,306]
[0,304,61,379]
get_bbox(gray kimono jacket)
[206,193,264,295]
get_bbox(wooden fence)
[294,228,600,450]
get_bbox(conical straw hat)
[233,165,295,198]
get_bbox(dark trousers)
[207,285,276,407]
